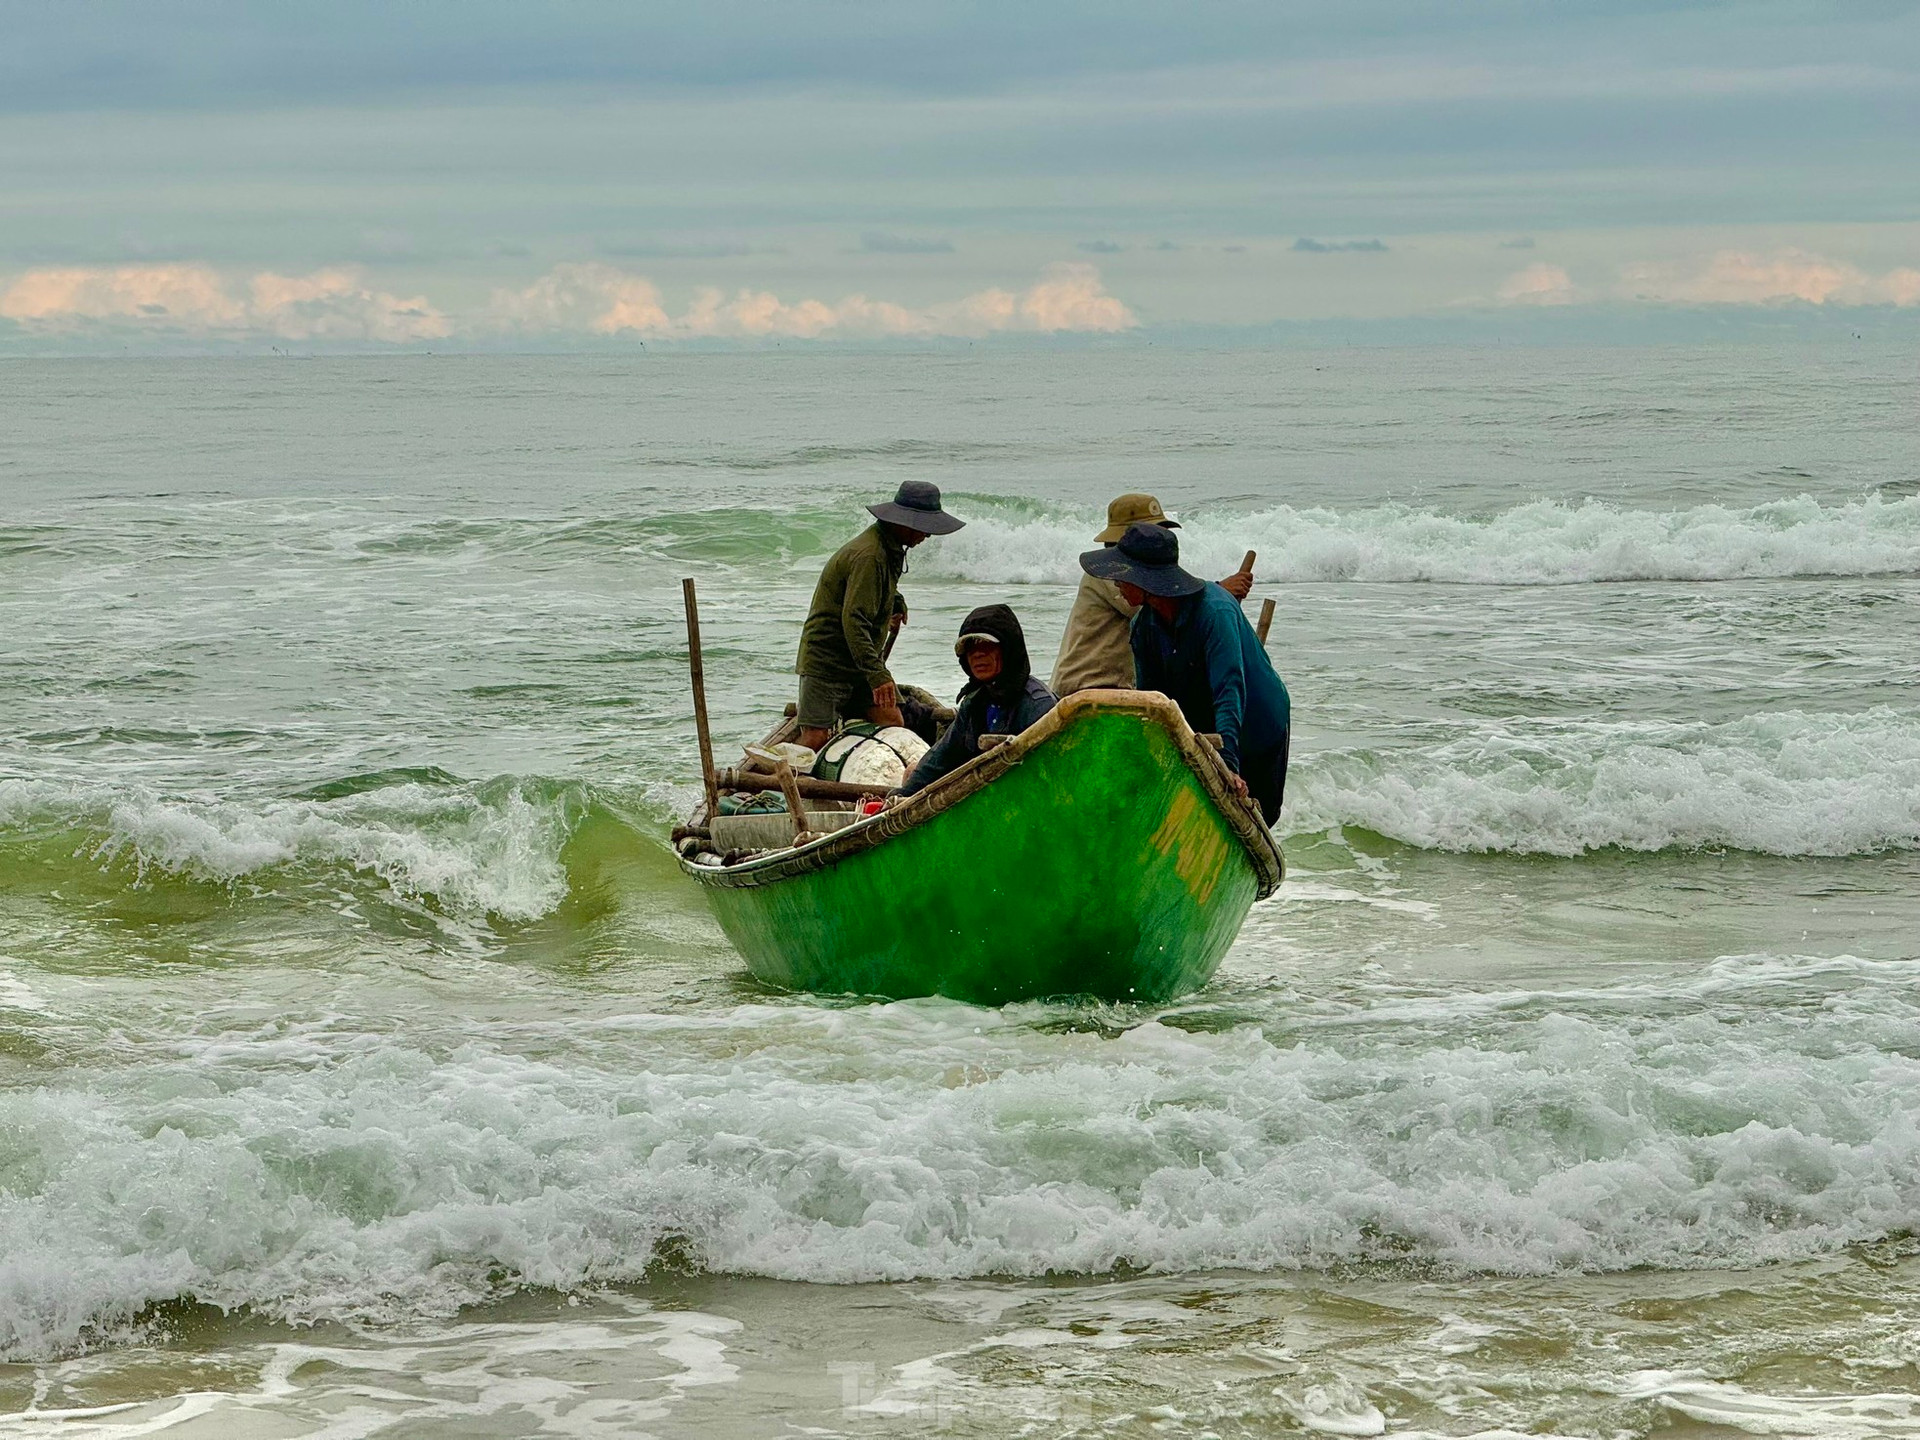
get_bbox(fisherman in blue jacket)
[899,605,1056,797]
[1080,523,1292,824]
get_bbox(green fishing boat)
[677,689,1284,1004]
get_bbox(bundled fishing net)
[812,724,930,789]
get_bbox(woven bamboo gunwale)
[682,689,1284,897]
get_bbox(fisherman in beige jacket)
[1050,493,1253,694]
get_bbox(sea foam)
[928,493,1920,587]
[3,955,1918,1358]
[1285,707,1920,856]
[0,774,589,924]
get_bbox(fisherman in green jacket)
[796,481,965,750]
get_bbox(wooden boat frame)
[684,688,1284,896]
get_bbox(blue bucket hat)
[868,480,965,535]
[1079,522,1205,598]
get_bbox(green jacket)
[796,523,909,690]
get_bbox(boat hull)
[683,695,1280,1004]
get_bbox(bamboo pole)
[1240,549,1257,576]
[681,578,721,819]
[1256,597,1276,645]
[715,768,894,801]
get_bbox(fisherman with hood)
[1051,493,1253,695]
[1081,523,1292,824]
[898,605,1056,797]
[796,481,965,752]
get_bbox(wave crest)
[0,773,621,924]
[929,493,1920,586]
[4,956,1919,1357]
[1286,707,1920,856]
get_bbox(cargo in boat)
[676,689,1284,1004]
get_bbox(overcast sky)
[4,1,1918,347]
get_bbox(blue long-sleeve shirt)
[899,675,1056,796]
[1130,581,1290,774]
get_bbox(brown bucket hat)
[1094,492,1181,544]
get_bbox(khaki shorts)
[796,674,868,729]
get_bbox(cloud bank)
[1497,249,1920,309]
[486,261,1136,340]
[0,261,1135,347]
[1622,249,1920,306]
[1498,263,1578,306]
[0,265,450,342]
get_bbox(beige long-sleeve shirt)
[1050,573,1138,694]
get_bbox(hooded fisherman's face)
[963,642,1003,681]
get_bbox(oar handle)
[1256,597,1276,645]
[1240,549,1257,575]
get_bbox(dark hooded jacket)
[1130,581,1289,776]
[899,605,1057,796]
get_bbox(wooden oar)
[1235,550,1276,644]
[681,578,721,819]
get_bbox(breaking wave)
[0,772,653,926]
[930,492,1920,586]
[44,491,1920,587]
[1285,707,1920,857]
[3,954,1918,1358]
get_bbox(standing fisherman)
[1080,523,1292,824]
[795,481,965,751]
[1051,493,1253,695]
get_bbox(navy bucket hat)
[1079,522,1206,598]
[868,480,965,535]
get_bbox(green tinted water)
[2,349,1918,1436]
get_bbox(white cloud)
[485,261,669,334]
[485,261,1136,339]
[1,265,248,330]
[1619,249,1920,307]
[1,260,1136,346]
[247,268,449,342]
[1000,263,1138,332]
[1884,268,1920,307]
[1497,263,1577,306]
[1489,249,1920,311]
[0,264,450,342]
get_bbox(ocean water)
[1,346,1918,1437]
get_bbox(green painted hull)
[682,693,1283,1005]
